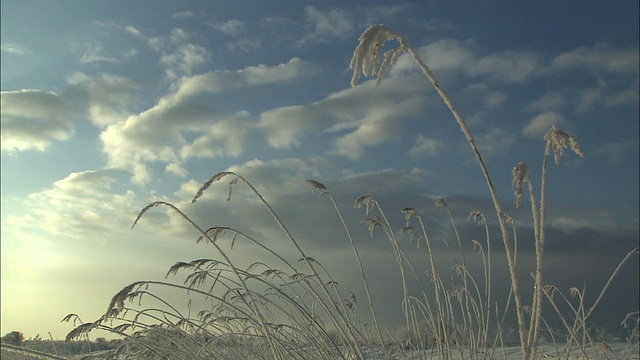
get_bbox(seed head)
[544,126,585,164]
[512,162,530,207]
[350,25,408,87]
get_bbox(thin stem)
[403,43,528,359]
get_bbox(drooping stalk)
[350,25,530,359]
[307,180,387,352]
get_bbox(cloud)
[298,6,354,45]
[124,25,144,38]
[547,208,619,233]
[523,111,569,139]
[472,50,540,83]
[148,28,211,79]
[359,4,412,26]
[258,76,428,159]
[159,43,210,78]
[407,135,444,159]
[1,43,31,55]
[173,10,196,20]
[149,28,189,50]
[526,90,567,112]
[79,43,120,64]
[1,90,74,152]
[550,42,639,74]
[391,40,540,83]
[575,80,639,113]
[596,139,637,164]
[65,72,139,126]
[208,19,262,52]
[165,163,188,177]
[391,39,476,76]
[210,19,245,37]
[474,128,516,157]
[99,58,314,184]
[484,91,507,108]
[10,170,139,239]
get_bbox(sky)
[1,0,638,341]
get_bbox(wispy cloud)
[549,42,639,74]
[208,19,262,51]
[1,43,31,56]
[297,6,354,45]
[159,43,210,78]
[471,50,540,83]
[596,139,637,164]
[173,10,196,20]
[474,128,516,157]
[390,40,541,83]
[523,111,569,139]
[210,19,245,37]
[526,90,567,112]
[407,135,444,159]
[149,28,211,79]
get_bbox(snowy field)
[349,343,640,360]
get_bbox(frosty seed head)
[544,125,585,164]
[349,25,408,87]
[512,162,530,207]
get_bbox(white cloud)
[165,163,188,177]
[259,76,428,159]
[210,19,245,37]
[148,29,212,79]
[79,43,119,64]
[208,19,262,52]
[549,209,618,232]
[550,42,639,74]
[391,39,475,76]
[298,6,354,44]
[1,43,31,55]
[472,50,540,83]
[99,58,313,184]
[408,135,443,159]
[14,170,140,239]
[124,25,144,38]
[391,40,541,83]
[258,105,319,149]
[474,128,516,157]
[523,111,569,139]
[359,5,412,26]
[1,90,74,152]
[526,91,567,112]
[149,28,190,49]
[160,43,210,79]
[239,58,315,85]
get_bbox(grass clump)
[65,25,638,360]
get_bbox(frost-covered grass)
[64,26,639,360]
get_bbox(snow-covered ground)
[353,343,639,360]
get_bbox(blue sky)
[1,1,638,340]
